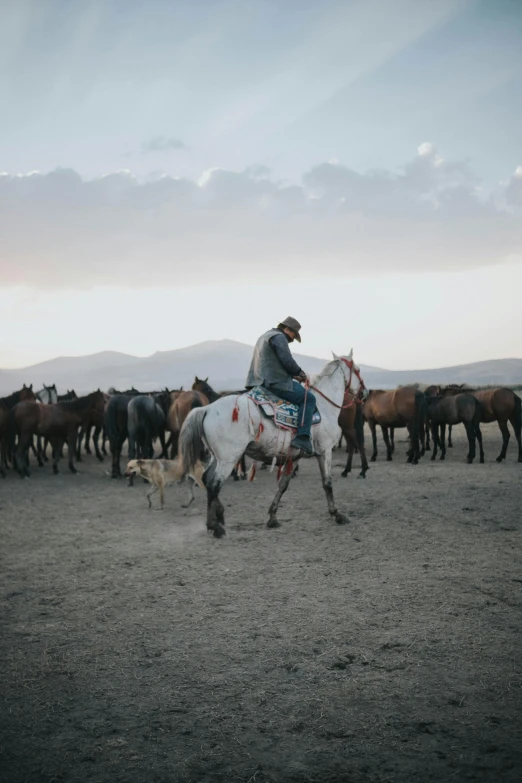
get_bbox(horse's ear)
[348,348,353,361]
[195,376,199,382]
[332,351,340,361]
[205,377,208,382]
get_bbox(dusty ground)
[1,423,521,783]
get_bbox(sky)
[0,0,521,370]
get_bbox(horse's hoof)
[267,518,281,529]
[495,456,503,463]
[241,474,247,481]
[480,458,485,464]
[386,456,392,462]
[430,455,436,461]
[334,512,350,525]
[341,471,348,478]
[211,524,226,538]
[357,472,366,479]
[370,456,376,463]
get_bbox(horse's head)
[20,384,36,401]
[192,376,212,396]
[333,349,367,399]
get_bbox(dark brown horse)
[468,388,522,462]
[192,377,248,479]
[77,391,110,462]
[426,393,484,463]
[338,391,369,478]
[424,384,466,449]
[11,390,106,476]
[363,387,426,464]
[0,385,36,475]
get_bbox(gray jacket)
[246,328,303,391]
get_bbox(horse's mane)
[310,360,341,386]
[57,391,101,411]
[0,389,32,407]
[0,391,19,407]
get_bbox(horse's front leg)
[316,452,350,525]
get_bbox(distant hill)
[1,341,521,395]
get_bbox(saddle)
[246,386,321,431]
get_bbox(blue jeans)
[268,381,317,438]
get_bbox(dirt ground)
[1,423,521,783]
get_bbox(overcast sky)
[1,0,521,370]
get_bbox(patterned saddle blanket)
[246,386,321,431]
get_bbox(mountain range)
[1,340,521,395]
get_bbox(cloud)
[0,146,521,289]
[141,136,186,153]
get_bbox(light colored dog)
[125,458,205,510]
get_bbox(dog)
[124,458,205,510]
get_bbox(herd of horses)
[0,376,521,486]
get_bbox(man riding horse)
[246,317,316,455]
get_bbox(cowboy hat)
[277,316,302,342]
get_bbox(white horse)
[179,350,366,537]
[36,384,58,404]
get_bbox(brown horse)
[11,390,106,476]
[192,377,248,479]
[0,385,36,475]
[338,391,369,478]
[426,393,484,463]
[468,388,522,462]
[167,389,209,458]
[363,387,426,464]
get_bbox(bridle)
[309,357,366,410]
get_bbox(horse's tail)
[513,392,522,436]
[179,407,208,477]
[105,399,119,445]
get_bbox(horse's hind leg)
[76,428,84,461]
[316,452,349,525]
[464,422,475,463]
[475,424,485,463]
[430,424,438,461]
[439,424,446,460]
[341,436,354,477]
[447,424,453,448]
[508,413,522,462]
[369,422,378,462]
[496,421,510,462]
[390,427,395,453]
[85,425,92,454]
[381,426,393,461]
[31,437,44,467]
